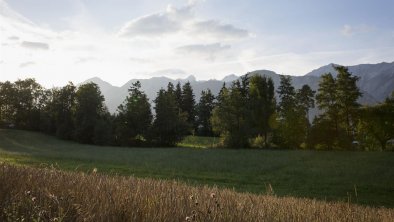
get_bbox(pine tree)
[315,65,361,149]
[181,82,196,133]
[175,82,182,107]
[116,81,152,146]
[211,80,250,148]
[276,75,305,148]
[296,84,315,120]
[151,87,188,146]
[196,89,215,136]
[336,66,362,138]
[249,75,276,146]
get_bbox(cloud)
[341,25,353,37]
[177,43,231,61]
[65,44,97,51]
[119,13,180,37]
[21,41,49,50]
[8,36,19,40]
[118,2,249,41]
[118,3,195,38]
[341,24,373,37]
[75,57,98,64]
[130,57,153,64]
[191,20,249,40]
[19,61,36,67]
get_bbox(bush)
[250,135,265,148]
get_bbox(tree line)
[0,65,393,150]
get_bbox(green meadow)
[1,129,393,207]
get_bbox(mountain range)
[80,62,394,113]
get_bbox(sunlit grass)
[177,135,220,148]
[1,164,393,221]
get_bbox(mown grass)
[1,163,393,221]
[1,129,394,207]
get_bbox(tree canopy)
[1,70,390,151]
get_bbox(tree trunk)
[264,132,268,147]
[380,140,386,151]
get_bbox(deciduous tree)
[74,83,106,144]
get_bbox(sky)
[0,0,393,87]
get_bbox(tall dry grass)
[0,163,393,222]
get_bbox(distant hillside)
[81,62,394,113]
[81,76,231,113]
[305,62,394,103]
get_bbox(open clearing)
[0,129,393,207]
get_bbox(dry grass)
[0,163,393,222]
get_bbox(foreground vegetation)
[1,129,394,207]
[1,163,393,221]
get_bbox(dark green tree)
[248,75,276,146]
[315,66,361,149]
[0,81,16,126]
[51,83,77,139]
[216,83,227,106]
[196,89,215,136]
[357,95,394,150]
[275,75,306,149]
[167,82,175,94]
[151,84,188,146]
[37,89,54,133]
[74,83,106,144]
[180,81,196,133]
[116,81,152,146]
[211,79,250,148]
[296,84,315,120]
[307,115,337,150]
[336,66,362,138]
[175,82,182,107]
[277,75,296,113]
[295,84,315,145]
[93,111,114,146]
[13,79,45,130]
[315,73,340,149]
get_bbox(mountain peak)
[305,64,339,77]
[80,77,114,92]
[185,75,196,82]
[84,76,105,83]
[222,74,238,82]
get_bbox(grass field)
[2,164,393,221]
[1,129,394,207]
